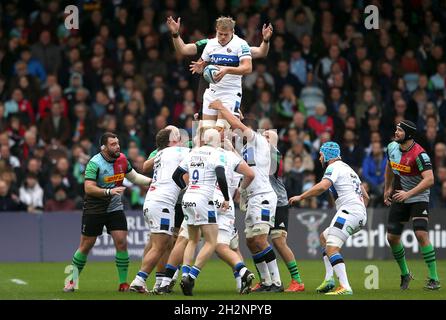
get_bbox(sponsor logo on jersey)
[190,161,204,168]
[227,48,231,53]
[104,173,125,183]
[390,161,411,173]
[182,201,197,208]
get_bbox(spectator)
[306,103,334,137]
[38,84,69,120]
[284,155,304,197]
[31,30,61,75]
[361,141,387,204]
[19,172,44,213]
[284,140,314,173]
[40,102,71,146]
[274,60,302,96]
[341,128,364,172]
[44,186,76,212]
[0,180,25,212]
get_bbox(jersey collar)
[399,141,415,153]
[219,34,235,47]
[100,151,116,163]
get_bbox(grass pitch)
[0,259,444,300]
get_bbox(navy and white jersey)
[242,132,274,197]
[201,34,251,92]
[322,160,366,214]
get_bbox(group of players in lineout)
[63,16,440,296]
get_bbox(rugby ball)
[203,65,220,84]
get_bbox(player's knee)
[386,232,400,245]
[253,236,268,252]
[325,234,344,249]
[270,229,287,241]
[114,238,127,251]
[387,222,404,236]
[413,218,428,233]
[325,245,340,256]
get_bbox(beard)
[107,150,120,159]
[395,135,405,143]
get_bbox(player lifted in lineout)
[166,16,273,106]
[169,16,253,131]
[289,142,370,295]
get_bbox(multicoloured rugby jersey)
[386,141,432,203]
[83,152,132,214]
[269,146,288,207]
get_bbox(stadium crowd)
[0,0,446,213]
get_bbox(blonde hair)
[216,16,235,30]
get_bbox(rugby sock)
[286,260,302,283]
[161,264,177,287]
[234,262,248,278]
[154,272,164,289]
[135,271,149,286]
[189,266,201,280]
[115,251,129,284]
[234,271,241,291]
[421,244,439,281]
[329,253,351,290]
[252,248,272,286]
[263,246,281,286]
[182,265,191,278]
[322,249,334,280]
[71,250,87,279]
[254,264,262,280]
[173,267,180,281]
[391,243,409,276]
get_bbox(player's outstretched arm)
[126,169,152,186]
[166,16,197,55]
[250,23,273,59]
[289,178,332,205]
[209,100,252,137]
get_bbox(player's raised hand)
[289,195,303,205]
[213,67,228,82]
[209,100,224,111]
[111,186,126,195]
[262,23,273,41]
[190,60,205,74]
[166,16,180,34]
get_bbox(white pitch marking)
[10,279,28,285]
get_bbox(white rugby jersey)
[145,146,190,206]
[214,148,243,199]
[201,34,252,92]
[180,145,226,198]
[242,132,274,197]
[322,160,367,212]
